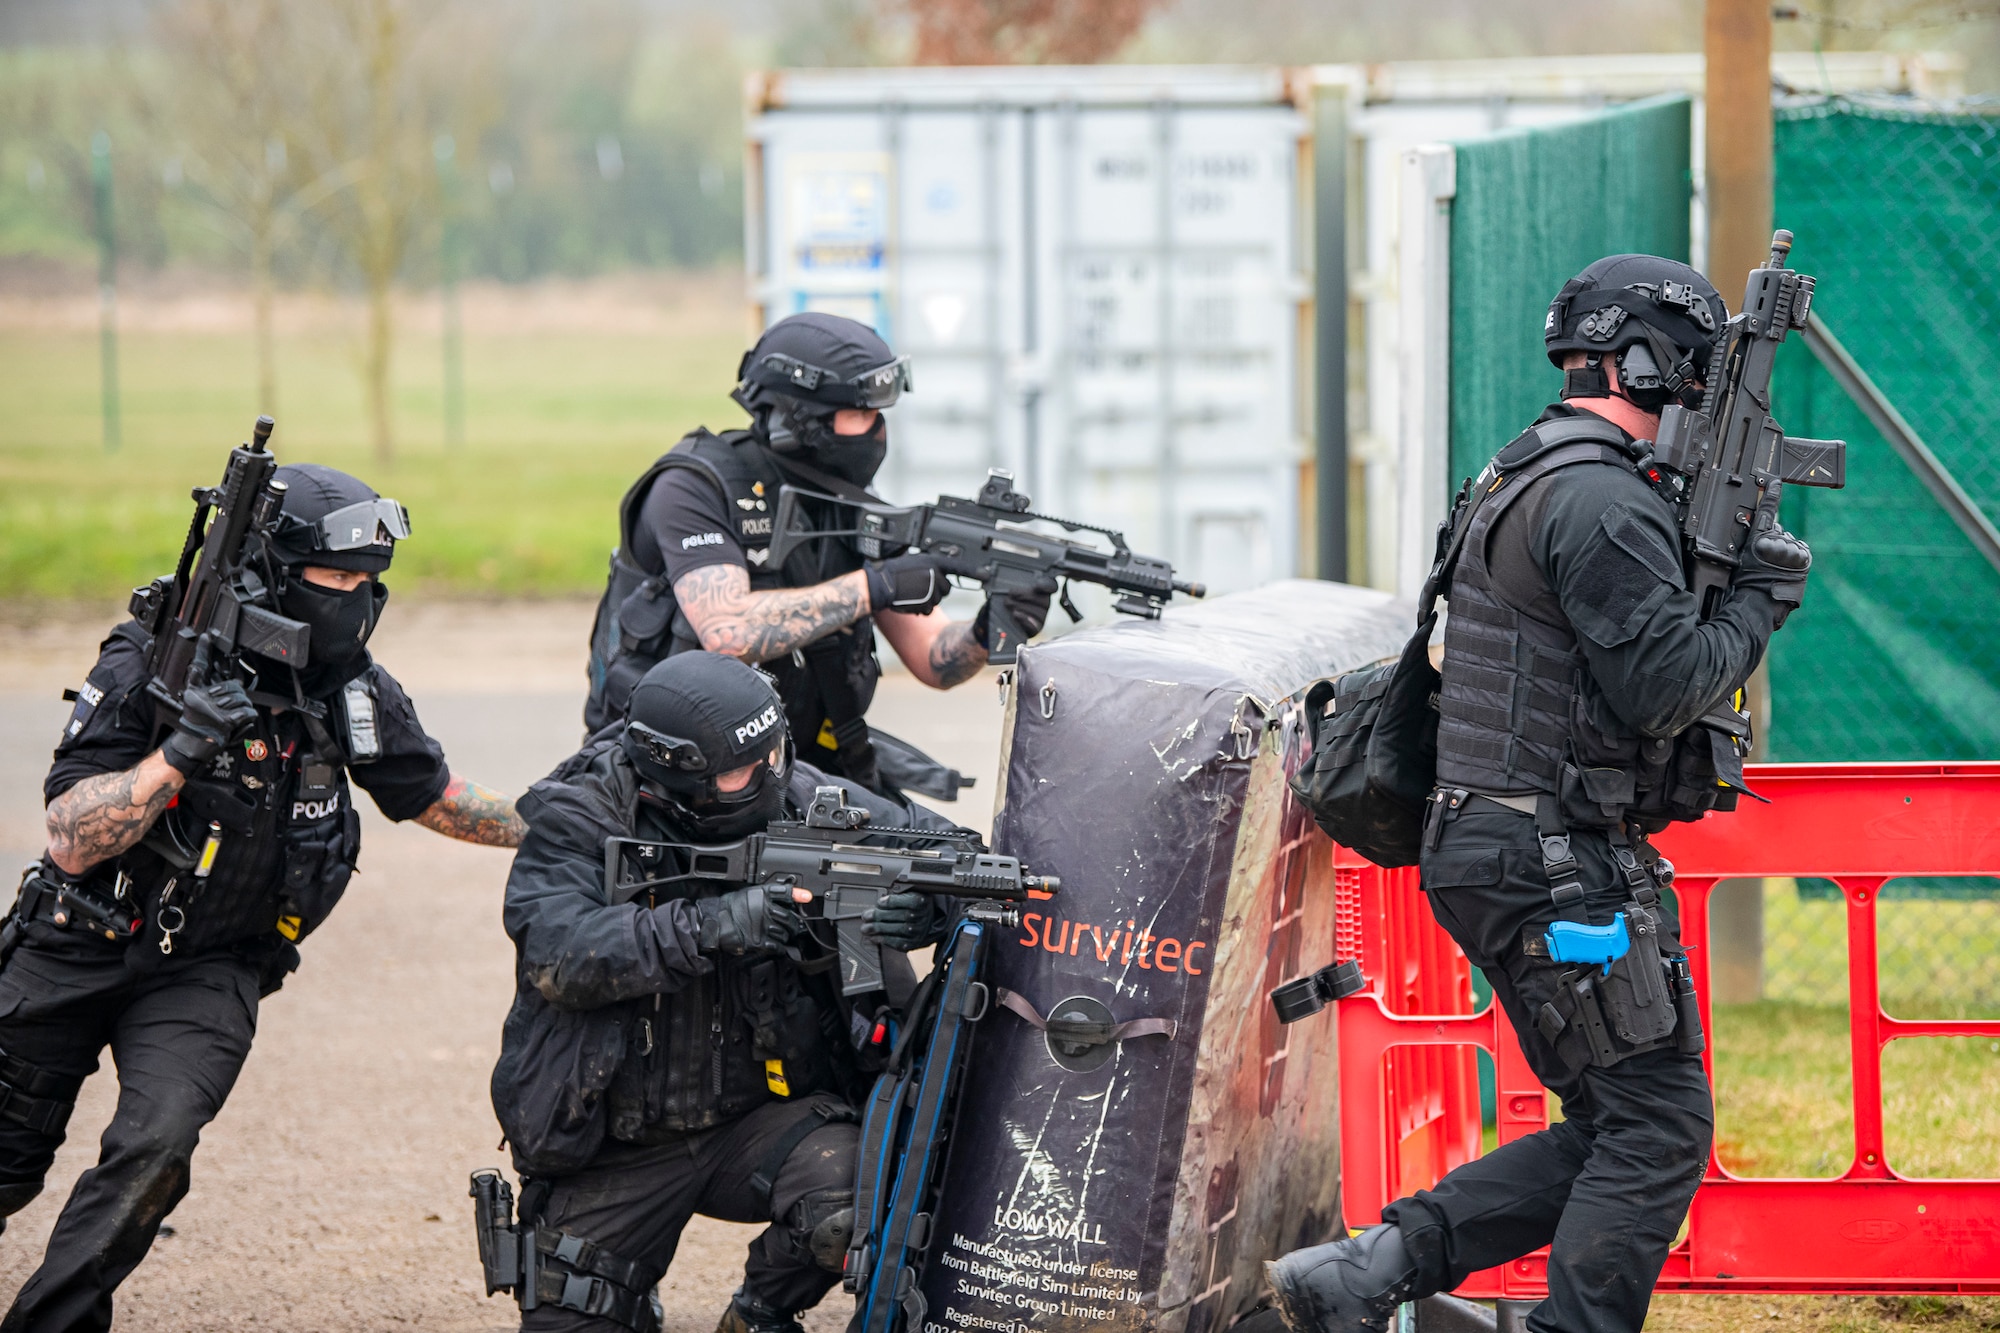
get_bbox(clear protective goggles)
[751,352,913,410]
[309,498,412,552]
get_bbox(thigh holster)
[469,1169,660,1333]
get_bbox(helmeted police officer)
[1265,256,1813,1333]
[584,312,1055,798]
[491,651,958,1333]
[0,464,525,1331]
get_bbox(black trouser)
[1379,804,1714,1333]
[523,1097,859,1331]
[0,924,262,1333]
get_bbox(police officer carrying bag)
[1268,251,1818,1333]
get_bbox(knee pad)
[788,1188,855,1274]
[0,1179,42,1220]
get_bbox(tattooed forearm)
[46,751,185,877]
[673,564,869,664]
[417,773,526,848]
[927,620,989,688]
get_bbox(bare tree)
[151,0,345,420]
[278,0,503,463]
[904,0,1162,64]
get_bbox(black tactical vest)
[1435,417,1687,829]
[583,429,879,750]
[79,625,367,961]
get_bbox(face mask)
[685,768,788,840]
[280,578,386,695]
[641,758,788,842]
[765,399,888,486]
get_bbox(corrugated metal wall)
[1446,95,1693,489]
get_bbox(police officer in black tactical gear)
[490,651,960,1333]
[0,464,525,1332]
[585,312,1056,799]
[1266,255,1813,1333]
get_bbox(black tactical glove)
[160,638,259,775]
[861,890,950,951]
[972,574,1059,652]
[1733,479,1812,628]
[695,883,807,957]
[865,552,951,614]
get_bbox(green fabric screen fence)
[1447,94,1692,490]
[1766,101,2000,762]
[1442,94,2000,762]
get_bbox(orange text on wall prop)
[1017,914,1206,975]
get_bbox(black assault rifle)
[1651,229,1847,618]
[128,414,315,714]
[604,785,1058,996]
[765,469,1205,663]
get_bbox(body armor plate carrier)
[1434,415,1748,830]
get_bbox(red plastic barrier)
[1324,763,2000,1297]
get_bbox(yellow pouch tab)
[275,915,303,942]
[765,1059,791,1097]
[816,718,838,751]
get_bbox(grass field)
[0,318,745,600]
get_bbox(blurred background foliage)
[3,0,1995,290]
[1,0,1995,599]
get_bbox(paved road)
[0,602,1004,1331]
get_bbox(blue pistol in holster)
[1529,900,1703,1071]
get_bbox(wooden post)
[1705,0,1773,298]
[1705,0,1772,1004]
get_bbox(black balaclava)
[766,394,889,486]
[622,652,793,841]
[280,578,387,697]
[1544,254,1727,412]
[729,311,909,489]
[256,463,402,697]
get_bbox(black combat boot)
[715,1288,804,1333]
[1264,1224,1421,1333]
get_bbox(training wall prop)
[920,579,1410,1333]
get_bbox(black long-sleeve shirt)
[1485,406,1781,739]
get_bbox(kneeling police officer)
[0,464,525,1332]
[585,312,1054,798]
[1267,256,1813,1333]
[489,651,959,1333]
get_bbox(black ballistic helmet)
[731,312,911,485]
[266,463,408,573]
[1545,255,1728,410]
[623,652,792,836]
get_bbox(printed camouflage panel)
[922,580,1409,1333]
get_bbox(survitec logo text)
[734,705,780,745]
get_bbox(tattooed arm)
[416,773,526,848]
[672,563,871,664]
[876,609,989,689]
[45,751,186,877]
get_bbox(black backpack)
[1289,479,1480,867]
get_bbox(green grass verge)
[0,325,745,599]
